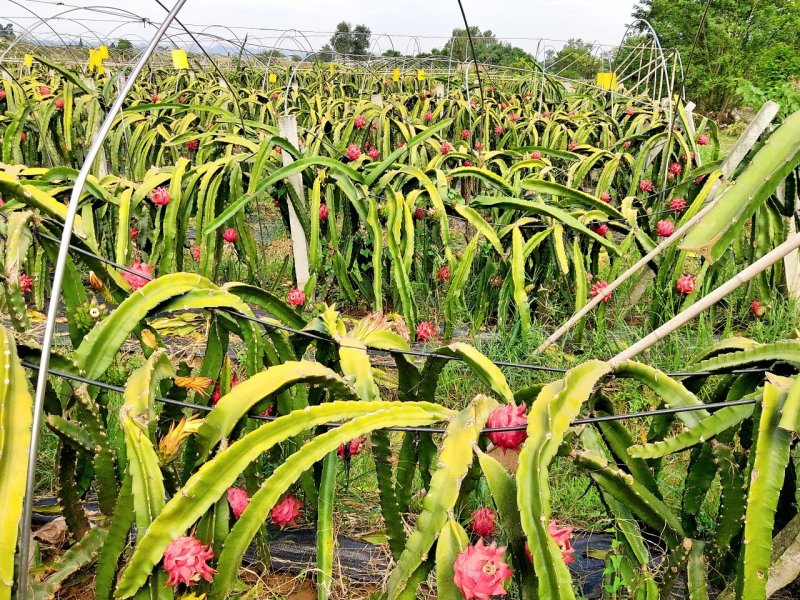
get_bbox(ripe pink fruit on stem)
[162,536,216,587]
[20,131,27,142]
[192,245,201,262]
[751,299,766,318]
[625,106,635,116]
[227,487,250,519]
[416,321,437,342]
[287,288,305,308]
[508,113,519,122]
[354,114,367,128]
[19,273,34,294]
[591,223,610,237]
[367,146,380,160]
[150,187,171,206]
[436,266,450,283]
[567,141,578,151]
[440,141,453,154]
[486,402,527,450]
[38,85,51,96]
[453,539,513,600]
[676,274,696,295]
[185,139,199,151]
[531,150,542,160]
[599,192,611,202]
[697,134,709,145]
[668,162,682,175]
[494,125,504,136]
[222,227,238,243]
[346,144,361,161]
[474,141,484,151]
[271,495,303,528]
[424,111,433,122]
[591,280,612,303]
[319,203,329,221]
[122,260,152,291]
[150,93,159,103]
[129,227,139,240]
[669,198,687,214]
[461,129,470,140]
[548,521,576,564]
[337,437,365,459]
[656,220,675,237]
[414,207,427,220]
[639,179,654,193]
[469,507,497,537]
[54,97,65,110]
[623,140,632,149]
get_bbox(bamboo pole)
[609,233,800,367]
[535,100,780,354]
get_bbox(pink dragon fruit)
[20,131,27,142]
[668,162,682,176]
[177,96,186,103]
[548,521,576,564]
[591,280,612,303]
[437,266,451,283]
[622,140,632,149]
[150,93,159,103]
[440,141,453,155]
[416,321,437,342]
[346,144,361,161]
[150,187,171,206]
[599,192,611,203]
[163,536,216,587]
[486,402,527,450]
[676,274,696,295]
[751,299,766,318]
[453,539,513,600]
[19,273,33,294]
[591,223,610,237]
[499,102,507,110]
[567,141,578,151]
[287,288,305,308]
[396,140,406,148]
[222,228,238,243]
[130,227,139,240]
[656,220,675,237]
[669,197,687,214]
[474,141,484,151]
[192,245,201,261]
[271,92,279,101]
[367,146,380,160]
[469,507,497,537]
[508,113,520,122]
[337,437,365,459]
[542,111,551,118]
[463,160,473,167]
[531,150,542,160]
[625,106,635,116]
[639,179,654,193]
[54,97,65,110]
[0,90,6,100]
[697,134,709,146]
[461,129,470,140]
[319,203,329,221]
[354,114,367,129]
[122,260,152,291]
[271,495,303,528]
[39,85,51,96]
[185,139,199,151]
[494,125,504,136]
[227,487,250,519]
[424,111,433,123]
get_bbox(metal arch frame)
[262,29,315,90]
[16,2,191,599]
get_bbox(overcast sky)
[4,0,639,54]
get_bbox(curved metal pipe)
[16,1,190,598]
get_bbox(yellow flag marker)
[329,63,335,76]
[596,72,617,90]
[417,69,425,81]
[268,72,277,84]
[392,67,400,82]
[23,54,33,67]
[171,49,189,70]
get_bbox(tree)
[329,21,372,58]
[0,24,15,39]
[424,27,536,69]
[383,49,402,57]
[545,39,602,81]
[116,38,133,50]
[631,0,800,115]
[316,44,335,63]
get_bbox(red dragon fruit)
[129,227,139,241]
[122,260,152,291]
[474,141,484,151]
[623,140,632,149]
[751,300,766,318]
[150,93,159,103]
[346,144,361,161]
[440,141,453,155]
[591,223,610,237]
[486,402,527,450]
[424,111,433,123]
[20,131,27,142]
[508,113,520,122]
[669,197,687,214]
[54,97,65,110]
[19,273,34,294]
[271,495,303,528]
[461,129,470,140]
[150,187,171,206]
[548,521,576,564]
[354,114,367,129]
[227,487,250,519]
[453,539,513,600]
[38,85,51,96]
[337,437,365,459]
[567,141,578,151]
[625,106,635,116]
[599,192,611,202]
[416,321,437,342]
[656,220,675,237]
[532,150,542,160]
[676,274,696,295]
[469,508,497,537]
[319,203,329,221]
[162,536,216,587]
[668,162,682,176]
[185,139,199,151]
[287,288,305,308]
[192,245,201,261]
[367,146,380,160]
[494,125,504,136]
[222,228,238,243]
[414,207,427,220]
[591,280,612,303]
[437,266,451,283]
[639,179,654,193]
[697,134,709,146]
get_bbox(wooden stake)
[535,100,781,354]
[277,114,310,288]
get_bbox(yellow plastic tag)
[99,45,109,59]
[392,68,400,82]
[171,49,189,70]
[596,72,617,90]
[417,69,425,81]
[268,72,277,84]
[88,49,105,75]
[23,54,33,67]
[329,64,335,76]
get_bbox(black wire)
[18,359,761,434]
[682,0,713,87]
[455,0,485,110]
[28,227,776,379]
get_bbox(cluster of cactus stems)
[1,60,800,600]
